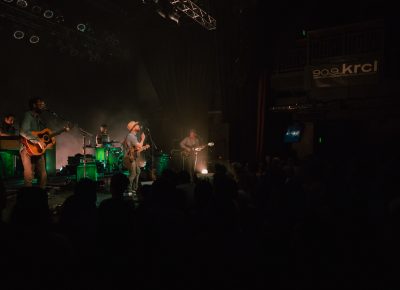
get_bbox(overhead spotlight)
[29,35,39,44]
[13,30,25,39]
[155,0,168,18]
[168,9,180,25]
[77,23,86,32]
[156,8,166,18]
[32,5,41,14]
[16,0,27,8]
[43,10,54,19]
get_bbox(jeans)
[20,147,47,188]
[182,153,196,181]
[128,159,141,192]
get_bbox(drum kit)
[80,138,124,174]
[95,140,123,173]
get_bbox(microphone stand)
[78,128,93,179]
[144,127,158,179]
[44,108,94,180]
[42,108,73,177]
[45,108,68,123]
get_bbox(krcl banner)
[308,59,380,88]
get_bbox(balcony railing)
[273,21,384,73]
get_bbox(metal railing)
[273,22,384,73]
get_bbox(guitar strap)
[122,135,133,158]
[122,135,128,151]
[31,111,46,131]
[123,134,140,161]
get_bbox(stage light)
[201,168,208,174]
[43,9,54,19]
[2,0,14,3]
[155,0,180,25]
[155,0,168,18]
[168,9,180,24]
[16,0,27,8]
[13,30,25,39]
[77,23,86,32]
[29,35,39,44]
[157,9,166,18]
[32,5,41,14]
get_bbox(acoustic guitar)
[123,144,150,169]
[21,124,72,156]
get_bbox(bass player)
[179,128,201,179]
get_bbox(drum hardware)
[79,127,94,179]
[94,142,123,173]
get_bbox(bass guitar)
[21,124,72,156]
[123,144,150,169]
[181,142,214,157]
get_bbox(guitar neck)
[49,128,66,138]
[129,144,149,152]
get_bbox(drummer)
[95,124,110,147]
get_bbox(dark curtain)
[136,21,218,143]
[256,73,267,161]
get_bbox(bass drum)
[108,147,123,171]
[95,147,106,162]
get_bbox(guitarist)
[19,97,48,188]
[124,120,146,193]
[179,128,200,179]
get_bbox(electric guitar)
[21,123,73,156]
[123,144,150,169]
[181,142,214,157]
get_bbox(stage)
[1,174,116,223]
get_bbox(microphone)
[45,108,58,117]
[140,125,150,132]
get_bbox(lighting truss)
[0,1,128,62]
[169,0,216,30]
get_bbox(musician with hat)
[123,121,146,193]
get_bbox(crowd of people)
[0,150,388,289]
